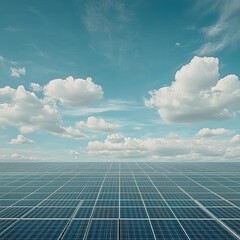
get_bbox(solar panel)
[0,220,68,239]
[92,207,119,219]
[171,207,211,219]
[0,220,16,233]
[0,162,239,239]
[61,220,88,239]
[222,220,240,235]
[206,207,240,219]
[147,207,175,219]
[74,207,93,218]
[180,220,237,240]
[86,220,118,239]
[0,207,32,218]
[24,207,75,219]
[120,220,155,240]
[151,220,189,239]
[120,207,148,219]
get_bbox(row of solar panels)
[1,199,239,206]
[0,219,239,239]
[1,162,240,172]
[1,206,240,219]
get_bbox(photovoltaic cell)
[74,207,93,218]
[0,207,32,218]
[61,220,88,239]
[180,220,237,240]
[206,207,240,219]
[120,207,148,219]
[86,220,118,239]
[0,220,16,234]
[151,220,189,239]
[147,207,175,219]
[222,220,240,235]
[120,220,155,240]
[92,207,119,219]
[171,207,211,219]
[24,207,75,219]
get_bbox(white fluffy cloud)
[88,134,191,159]
[0,85,86,139]
[61,127,87,139]
[43,76,103,106]
[230,134,240,144]
[0,153,43,161]
[9,135,34,144]
[145,56,240,123]
[87,133,240,160]
[196,128,230,138]
[30,83,42,92]
[10,67,26,77]
[76,116,120,132]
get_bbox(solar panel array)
[0,162,239,239]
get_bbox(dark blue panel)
[96,200,119,207]
[207,207,240,218]
[120,207,148,218]
[0,207,32,218]
[223,220,240,235]
[74,207,93,218]
[120,220,155,240]
[92,207,119,219]
[171,207,211,219]
[0,220,16,234]
[180,220,236,240]
[86,220,118,239]
[0,220,67,239]
[151,220,189,239]
[147,207,175,218]
[62,220,88,239]
[24,207,75,219]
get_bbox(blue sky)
[1,0,240,161]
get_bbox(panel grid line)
[132,171,157,240]
[138,162,191,240]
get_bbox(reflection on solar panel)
[0,162,239,239]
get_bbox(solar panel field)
[0,162,239,239]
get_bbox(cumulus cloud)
[69,150,81,156]
[43,76,103,106]
[30,83,42,92]
[9,153,41,161]
[0,85,86,139]
[88,134,191,159]
[196,128,230,138]
[69,150,82,160]
[87,133,240,160]
[0,153,43,161]
[9,135,34,144]
[230,134,240,144]
[10,67,26,77]
[61,127,87,139]
[145,56,240,123]
[76,116,120,133]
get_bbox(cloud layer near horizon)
[87,132,240,160]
